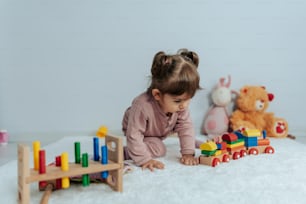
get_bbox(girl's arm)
[175,110,199,165]
[125,104,152,166]
[175,110,196,155]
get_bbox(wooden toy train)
[199,129,275,167]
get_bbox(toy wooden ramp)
[17,134,123,204]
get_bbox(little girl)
[122,49,201,171]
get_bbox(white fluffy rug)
[1,135,306,204]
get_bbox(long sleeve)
[124,103,152,166]
[174,110,196,155]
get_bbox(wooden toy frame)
[18,134,123,204]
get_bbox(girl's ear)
[152,89,161,101]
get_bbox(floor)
[1,135,306,166]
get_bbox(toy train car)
[235,129,275,155]
[199,141,230,167]
[199,129,274,167]
[221,133,247,160]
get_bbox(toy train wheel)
[265,146,275,154]
[233,152,240,160]
[212,158,220,167]
[240,150,247,157]
[248,148,259,155]
[222,154,230,162]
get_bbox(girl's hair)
[147,48,201,98]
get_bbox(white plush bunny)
[202,75,237,140]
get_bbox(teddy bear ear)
[268,93,274,101]
[261,86,266,90]
[241,88,248,94]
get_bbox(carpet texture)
[1,135,306,204]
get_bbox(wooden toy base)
[199,146,274,167]
[199,153,230,167]
[247,145,275,155]
[18,134,123,204]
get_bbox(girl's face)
[152,89,191,114]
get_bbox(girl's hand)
[141,159,165,171]
[180,154,199,165]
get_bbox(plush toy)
[202,75,237,140]
[230,85,288,138]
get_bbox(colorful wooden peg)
[33,141,40,170]
[74,142,81,164]
[82,153,90,186]
[38,150,47,189]
[61,152,70,189]
[55,156,62,189]
[101,145,109,179]
[93,137,100,161]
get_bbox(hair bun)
[151,51,173,78]
[177,48,199,68]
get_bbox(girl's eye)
[174,100,181,103]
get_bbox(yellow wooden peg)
[61,152,70,189]
[32,141,40,170]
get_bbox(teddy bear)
[229,85,288,138]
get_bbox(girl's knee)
[145,138,166,158]
[153,142,166,157]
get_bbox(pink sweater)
[122,92,196,165]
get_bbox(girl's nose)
[180,102,187,110]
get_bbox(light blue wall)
[1,0,306,140]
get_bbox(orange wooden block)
[258,139,270,146]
